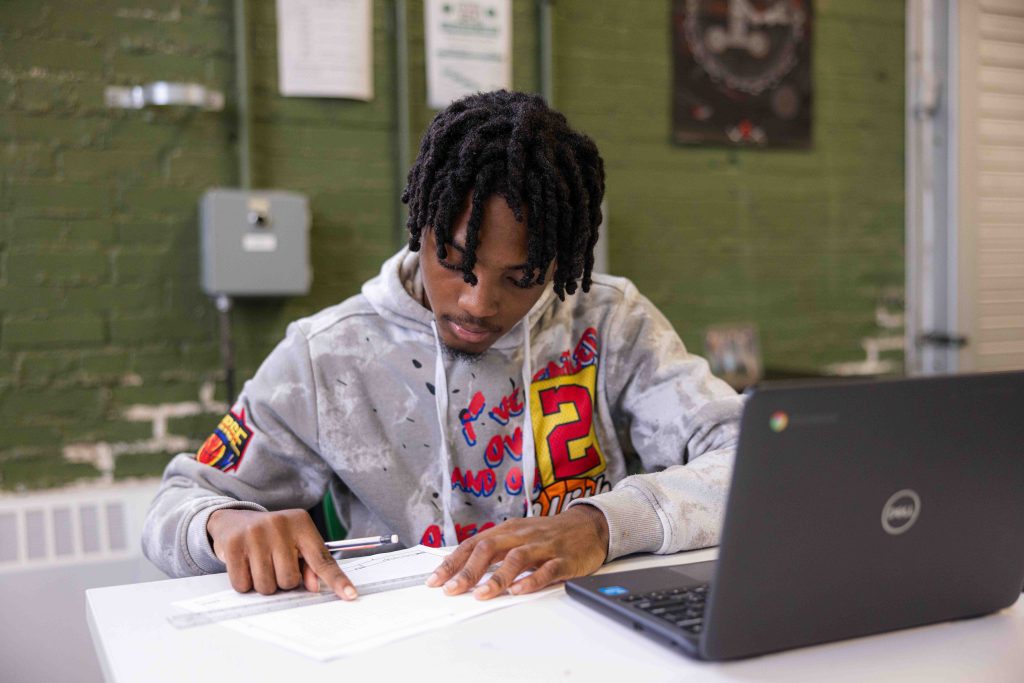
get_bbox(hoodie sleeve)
[568,281,744,561]
[142,322,335,577]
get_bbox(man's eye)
[439,258,463,272]
[508,276,536,289]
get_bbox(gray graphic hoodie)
[143,248,743,577]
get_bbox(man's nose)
[458,275,500,319]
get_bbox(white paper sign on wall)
[277,0,374,100]
[425,0,512,110]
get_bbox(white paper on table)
[173,545,557,661]
[276,0,373,100]
[425,0,511,109]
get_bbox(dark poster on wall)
[672,0,813,147]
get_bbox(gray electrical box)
[199,189,312,296]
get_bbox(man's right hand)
[206,508,357,600]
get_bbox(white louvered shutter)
[958,0,1024,370]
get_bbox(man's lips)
[444,317,499,344]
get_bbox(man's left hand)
[425,505,610,600]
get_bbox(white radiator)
[0,481,169,683]
[0,480,161,572]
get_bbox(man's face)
[421,194,551,357]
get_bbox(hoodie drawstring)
[520,320,536,518]
[430,316,538,546]
[430,321,459,547]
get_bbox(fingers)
[302,560,319,593]
[438,543,565,600]
[507,557,569,596]
[428,513,608,601]
[273,546,302,591]
[426,539,474,587]
[224,554,254,593]
[250,550,278,595]
[211,509,352,597]
[439,538,507,596]
[217,532,254,593]
[473,546,534,600]
[297,533,357,601]
[426,530,511,589]
[254,516,300,594]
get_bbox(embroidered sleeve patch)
[196,409,252,473]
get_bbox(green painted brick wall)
[0,0,904,491]
[554,0,905,370]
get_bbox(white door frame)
[906,0,966,375]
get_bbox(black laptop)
[566,371,1024,661]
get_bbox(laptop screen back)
[702,371,1024,660]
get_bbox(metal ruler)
[167,572,435,629]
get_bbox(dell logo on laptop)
[882,489,921,535]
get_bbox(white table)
[87,548,1024,683]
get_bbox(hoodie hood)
[362,246,549,544]
[361,246,559,352]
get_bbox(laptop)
[566,371,1024,660]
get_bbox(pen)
[324,534,399,553]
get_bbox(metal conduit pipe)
[215,0,254,405]
[394,0,411,249]
[538,0,554,104]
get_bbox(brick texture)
[0,0,905,490]
[553,1,905,370]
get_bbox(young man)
[143,90,742,602]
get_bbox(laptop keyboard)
[618,584,709,636]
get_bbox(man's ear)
[544,259,557,284]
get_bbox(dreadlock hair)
[401,90,606,300]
